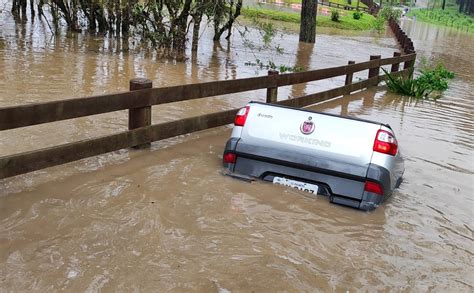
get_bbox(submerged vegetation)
[244,59,303,73]
[383,61,455,100]
[239,16,304,73]
[8,0,244,59]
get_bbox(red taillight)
[364,181,384,195]
[234,106,250,127]
[223,153,236,164]
[373,129,398,156]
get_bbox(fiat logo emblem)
[300,117,315,135]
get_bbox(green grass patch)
[408,8,474,33]
[241,7,377,31]
[268,0,367,8]
[242,7,301,23]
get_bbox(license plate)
[272,177,319,194]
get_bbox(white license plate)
[272,177,319,194]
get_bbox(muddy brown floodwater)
[1,4,473,292]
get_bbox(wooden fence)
[389,17,415,54]
[0,52,416,179]
[359,0,379,15]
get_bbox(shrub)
[331,9,340,22]
[373,7,401,32]
[382,62,455,99]
[378,6,401,22]
[383,69,430,98]
[373,16,386,31]
[353,11,362,20]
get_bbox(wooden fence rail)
[0,55,416,131]
[0,52,416,179]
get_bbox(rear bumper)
[223,138,394,211]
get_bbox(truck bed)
[223,102,404,211]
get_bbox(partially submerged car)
[223,102,404,211]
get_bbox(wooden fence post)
[400,33,406,49]
[266,70,279,104]
[368,55,381,85]
[129,78,152,149]
[391,52,401,72]
[404,51,416,70]
[345,60,355,86]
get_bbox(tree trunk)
[459,0,465,12]
[172,0,193,60]
[107,0,115,34]
[37,0,44,19]
[466,0,472,13]
[51,2,59,28]
[30,0,35,17]
[20,0,27,17]
[115,0,121,35]
[299,0,317,43]
[71,0,79,31]
[192,13,203,52]
[213,0,224,40]
[213,0,243,41]
[12,0,20,16]
[94,3,108,33]
[12,0,18,15]
[122,0,131,35]
[442,0,446,9]
[53,0,81,31]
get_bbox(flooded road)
[1,5,473,292]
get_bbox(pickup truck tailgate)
[236,103,382,179]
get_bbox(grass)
[267,0,368,8]
[408,8,474,33]
[242,7,300,23]
[241,7,377,31]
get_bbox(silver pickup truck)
[223,102,404,211]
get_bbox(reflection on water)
[1,4,473,292]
